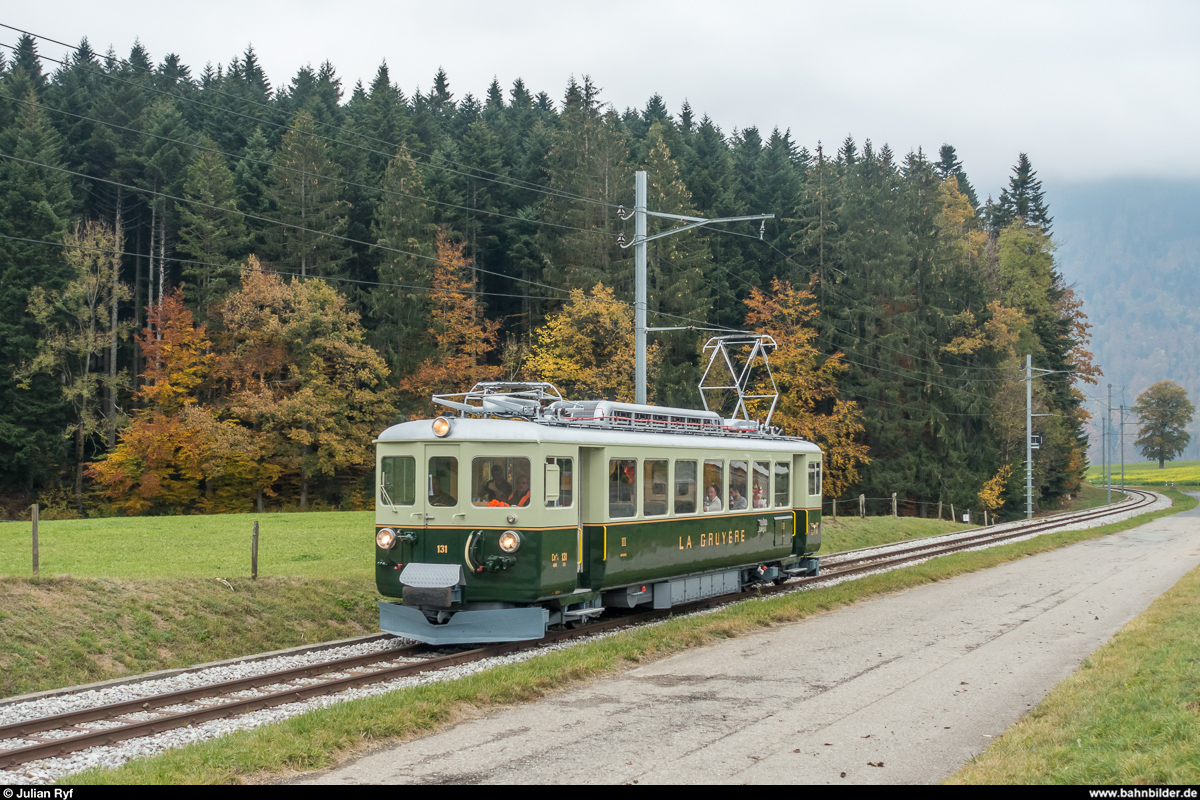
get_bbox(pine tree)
[933,144,979,210]
[265,110,349,277]
[0,90,75,488]
[177,137,246,318]
[991,153,1052,232]
[538,77,629,295]
[368,145,436,376]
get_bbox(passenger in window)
[705,484,723,512]
[729,485,748,510]
[508,474,531,507]
[752,484,768,508]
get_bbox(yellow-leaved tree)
[744,278,869,498]
[978,464,1013,512]
[524,282,660,402]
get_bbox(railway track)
[0,489,1162,775]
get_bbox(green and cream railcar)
[375,397,822,644]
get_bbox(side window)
[643,460,669,517]
[703,460,724,513]
[774,461,790,508]
[380,456,416,506]
[546,457,573,508]
[609,459,636,518]
[428,456,458,507]
[808,461,822,497]
[674,460,697,514]
[730,461,748,510]
[752,461,770,509]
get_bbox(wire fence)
[823,495,1000,526]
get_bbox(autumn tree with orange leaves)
[402,232,501,412]
[744,278,869,498]
[89,289,278,514]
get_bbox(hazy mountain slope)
[1053,179,1200,461]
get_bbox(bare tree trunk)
[300,175,307,277]
[300,441,310,509]
[107,190,122,449]
[75,420,85,515]
[134,216,143,382]
[158,213,166,308]
[148,199,157,328]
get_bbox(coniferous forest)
[0,34,1097,519]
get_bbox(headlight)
[432,417,452,438]
[498,530,522,553]
[376,528,397,549]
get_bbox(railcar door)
[421,445,464,567]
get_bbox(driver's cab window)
[471,457,531,507]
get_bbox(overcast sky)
[6,1,1199,198]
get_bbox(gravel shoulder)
[299,496,1200,785]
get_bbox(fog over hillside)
[1054,180,1200,464]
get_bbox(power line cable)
[0,150,581,300]
[0,231,560,303]
[0,89,616,240]
[3,231,736,335]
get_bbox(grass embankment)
[950,544,1200,783]
[822,514,970,552]
[1086,459,1200,487]
[0,510,376,698]
[64,490,1193,785]
[1061,481,1126,513]
[0,577,381,699]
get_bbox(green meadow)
[1085,460,1200,487]
[0,510,374,581]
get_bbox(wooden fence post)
[984,509,989,526]
[831,498,836,520]
[951,503,955,523]
[252,520,259,580]
[859,494,865,519]
[31,504,39,577]
[892,493,897,517]
[938,500,943,521]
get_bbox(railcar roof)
[376,418,820,453]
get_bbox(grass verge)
[63,489,1196,785]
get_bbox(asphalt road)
[299,499,1200,785]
